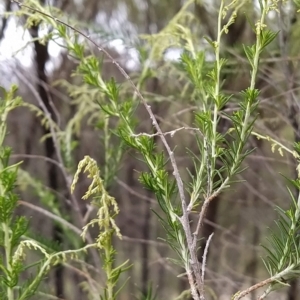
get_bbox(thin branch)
[18,200,82,235]
[131,126,203,138]
[20,199,167,247]
[233,277,274,300]
[62,263,99,295]
[201,233,214,298]
[11,154,64,171]
[121,235,167,247]
[115,178,157,204]
[192,198,211,249]
[233,265,294,300]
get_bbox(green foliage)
[257,175,300,297]
[136,284,157,300]
[4,0,300,300]
[0,86,92,300]
[0,86,27,300]
[262,182,300,284]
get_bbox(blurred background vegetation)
[0,0,299,299]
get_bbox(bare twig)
[232,278,273,300]
[121,236,167,247]
[14,71,72,201]
[115,178,157,204]
[233,264,294,300]
[62,262,99,291]
[12,154,64,171]
[201,233,214,298]
[131,126,203,138]
[18,200,82,235]
[20,199,167,250]
[192,196,215,251]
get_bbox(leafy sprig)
[72,156,131,300]
[7,0,300,300]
